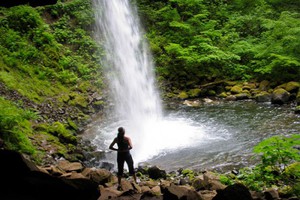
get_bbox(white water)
[92,0,224,165]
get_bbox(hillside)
[0,0,106,164]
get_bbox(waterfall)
[93,0,163,162]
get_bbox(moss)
[187,88,201,98]
[230,85,243,94]
[178,91,189,100]
[52,122,77,144]
[218,92,228,98]
[285,81,300,92]
[67,118,78,131]
[68,92,88,108]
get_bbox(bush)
[7,5,43,34]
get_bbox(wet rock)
[259,80,270,91]
[81,168,112,185]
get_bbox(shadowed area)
[0,0,57,8]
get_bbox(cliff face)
[0,0,57,8]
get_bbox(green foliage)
[253,135,300,171]
[7,6,43,34]
[137,0,300,90]
[236,134,300,195]
[0,97,37,154]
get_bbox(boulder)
[271,88,290,104]
[148,166,166,180]
[285,81,300,93]
[82,168,112,185]
[57,160,84,172]
[163,184,202,200]
[212,183,253,200]
[259,80,270,91]
[199,190,217,200]
[230,85,243,94]
[264,188,280,200]
[0,150,99,200]
[255,91,271,102]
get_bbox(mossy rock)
[207,90,216,96]
[285,81,300,92]
[187,88,201,98]
[51,122,77,144]
[68,93,88,108]
[271,88,290,105]
[230,85,243,94]
[178,91,189,100]
[255,91,271,102]
[235,93,250,100]
[259,80,270,91]
[67,118,78,131]
[218,92,227,98]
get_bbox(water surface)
[84,100,300,172]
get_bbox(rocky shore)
[1,149,298,200]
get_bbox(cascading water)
[91,0,213,164]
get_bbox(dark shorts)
[117,151,135,176]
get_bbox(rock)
[212,183,253,200]
[57,160,84,172]
[148,166,167,180]
[285,81,300,93]
[188,89,202,98]
[183,100,201,107]
[82,168,112,185]
[203,171,226,190]
[163,183,202,200]
[271,88,290,105]
[225,95,237,101]
[199,190,217,200]
[178,92,189,100]
[98,185,122,200]
[192,175,206,190]
[151,185,162,196]
[255,91,271,102]
[0,150,99,200]
[259,80,270,91]
[235,93,250,100]
[230,85,243,94]
[264,188,280,200]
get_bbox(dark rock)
[163,183,201,200]
[148,166,167,179]
[212,183,253,200]
[0,150,99,200]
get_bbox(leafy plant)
[236,134,300,195]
